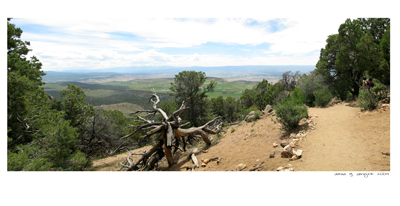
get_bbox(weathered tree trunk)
[164,145,174,167]
[121,91,222,171]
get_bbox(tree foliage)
[240,79,285,111]
[61,84,94,129]
[297,71,328,106]
[279,71,300,92]
[169,71,217,127]
[80,109,143,157]
[7,18,48,147]
[316,18,390,98]
[210,96,240,123]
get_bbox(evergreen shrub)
[358,90,378,110]
[314,88,333,107]
[372,82,389,102]
[275,97,308,132]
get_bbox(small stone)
[281,150,293,158]
[281,141,289,148]
[294,150,303,157]
[236,164,247,171]
[301,134,307,138]
[290,133,297,138]
[245,115,254,122]
[264,105,273,113]
[383,155,386,158]
[270,151,275,158]
[285,164,292,168]
[289,155,298,161]
[203,159,210,164]
[273,142,278,147]
[201,162,207,167]
[296,133,301,138]
[202,150,208,153]
[276,167,283,171]
[283,144,292,152]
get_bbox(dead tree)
[119,89,223,171]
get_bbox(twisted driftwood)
[120,89,222,171]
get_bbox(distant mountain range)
[42,65,315,83]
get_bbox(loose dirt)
[90,101,390,172]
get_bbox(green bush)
[314,88,333,107]
[275,97,308,132]
[239,105,258,121]
[372,82,389,102]
[290,88,305,105]
[253,111,261,120]
[68,151,89,171]
[358,90,378,110]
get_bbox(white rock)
[236,164,247,171]
[294,150,303,157]
[283,145,292,152]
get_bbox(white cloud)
[16,17,360,70]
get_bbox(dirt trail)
[297,103,390,171]
[90,101,390,172]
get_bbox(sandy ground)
[89,101,390,172]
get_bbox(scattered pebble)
[236,164,247,171]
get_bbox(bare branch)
[249,162,264,171]
[179,122,190,128]
[124,143,161,171]
[137,116,154,124]
[120,123,163,139]
[126,152,133,167]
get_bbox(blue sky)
[11,17,353,71]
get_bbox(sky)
[11,17,355,71]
